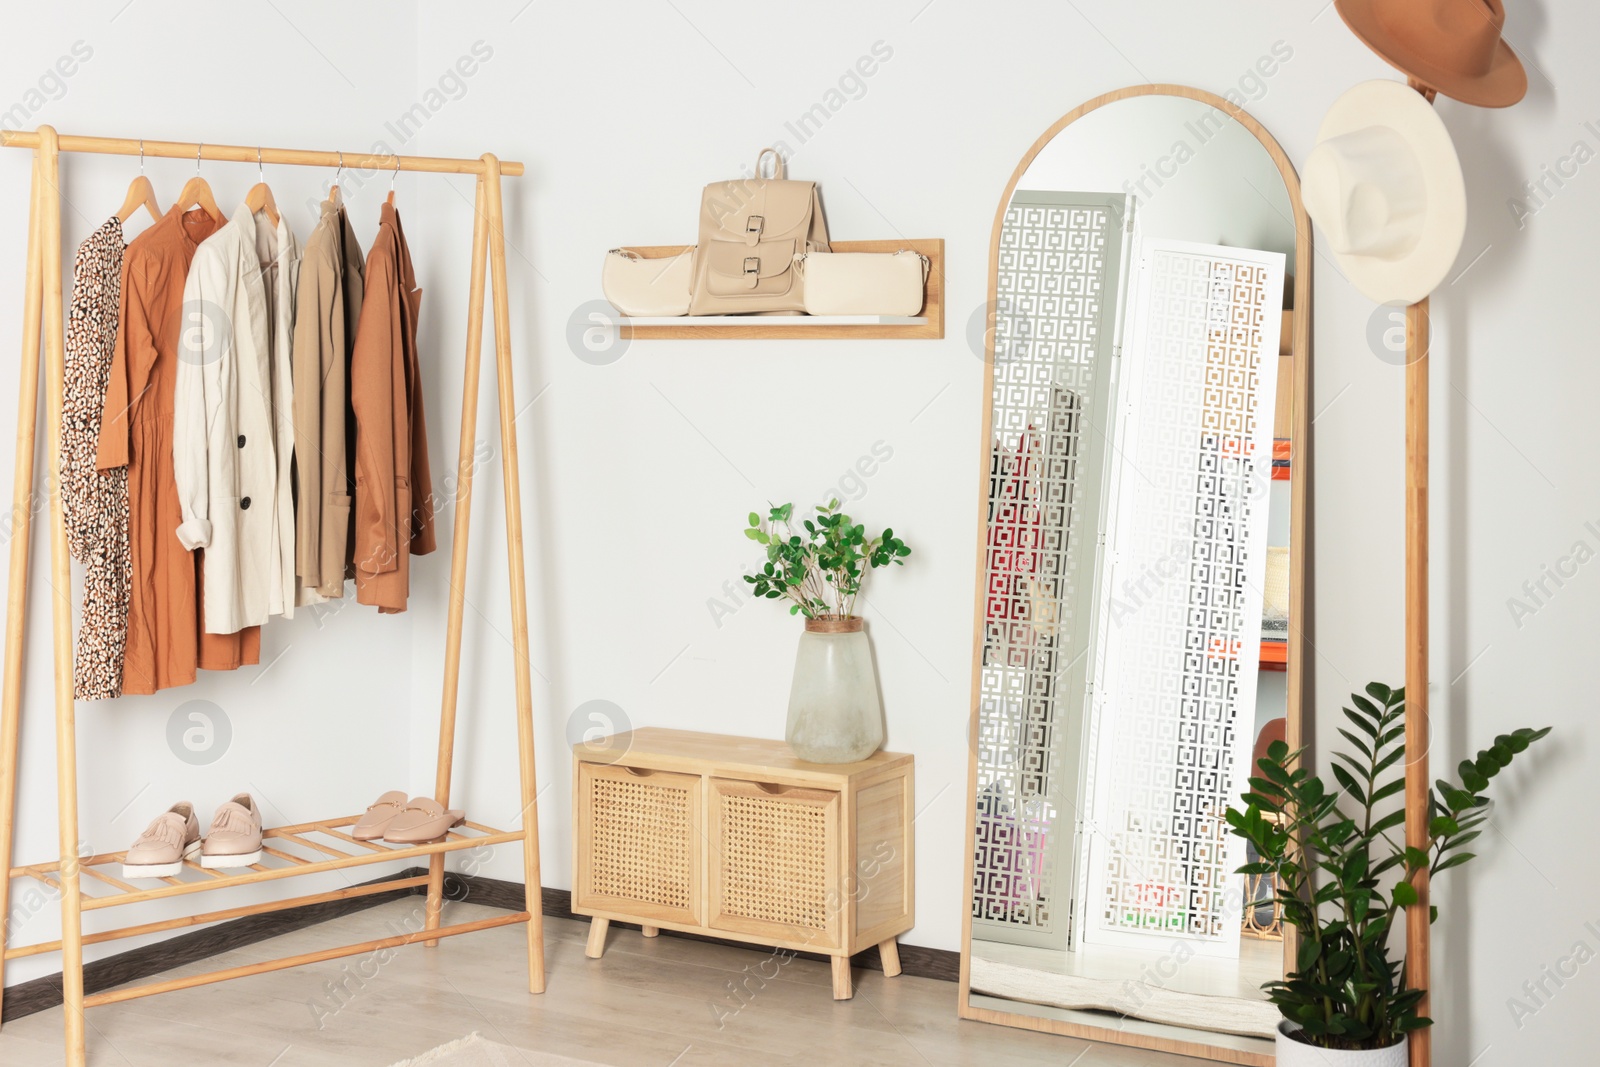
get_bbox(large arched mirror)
[959,85,1311,1066]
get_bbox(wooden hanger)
[328,150,344,206]
[242,146,280,226]
[116,141,161,224]
[174,141,224,223]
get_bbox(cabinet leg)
[585,918,609,959]
[831,955,853,1000]
[879,939,902,978]
[641,925,659,938]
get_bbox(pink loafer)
[352,790,409,840]
[382,797,466,844]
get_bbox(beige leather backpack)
[689,148,830,315]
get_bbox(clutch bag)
[794,250,928,316]
[602,247,694,317]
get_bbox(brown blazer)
[291,198,365,599]
[351,203,435,612]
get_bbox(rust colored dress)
[95,207,260,695]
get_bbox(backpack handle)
[755,147,786,180]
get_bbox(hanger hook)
[257,146,264,183]
[336,150,343,183]
[138,139,145,175]
[391,154,400,191]
[196,141,203,176]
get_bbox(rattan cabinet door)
[575,763,702,928]
[708,778,841,951]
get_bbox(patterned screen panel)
[1084,240,1283,951]
[972,192,1127,950]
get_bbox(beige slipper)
[352,790,409,840]
[382,797,466,844]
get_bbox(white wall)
[2,4,1596,1065]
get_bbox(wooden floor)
[0,902,1219,1066]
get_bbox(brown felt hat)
[1335,0,1528,108]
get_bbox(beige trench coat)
[291,197,365,601]
[173,205,298,633]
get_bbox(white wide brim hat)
[1302,80,1466,305]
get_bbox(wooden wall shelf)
[616,239,944,340]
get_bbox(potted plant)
[743,501,910,763]
[1227,683,1550,1065]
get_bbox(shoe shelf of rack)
[0,128,546,1067]
[5,816,529,1007]
[615,238,945,340]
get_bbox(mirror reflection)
[966,90,1300,1061]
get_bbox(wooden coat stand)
[1404,76,1434,1067]
[0,127,544,1067]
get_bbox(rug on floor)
[387,1032,597,1066]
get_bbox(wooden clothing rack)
[0,126,544,1067]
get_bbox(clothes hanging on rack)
[95,206,259,694]
[352,202,434,613]
[261,208,302,619]
[174,204,299,633]
[60,216,131,700]
[291,196,365,603]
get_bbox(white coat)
[174,205,300,633]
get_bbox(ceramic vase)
[1275,1023,1408,1067]
[785,616,884,763]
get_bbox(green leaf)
[1343,706,1380,737]
[1337,728,1373,759]
[1350,693,1383,721]
[1434,851,1476,874]
[1370,778,1406,805]
[1370,809,1405,836]
[1392,881,1419,907]
[1330,763,1367,805]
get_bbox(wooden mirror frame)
[957,83,1313,1066]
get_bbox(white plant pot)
[1275,1022,1408,1067]
[785,617,884,764]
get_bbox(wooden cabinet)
[573,728,913,999]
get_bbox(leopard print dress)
[59,217,130,700]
